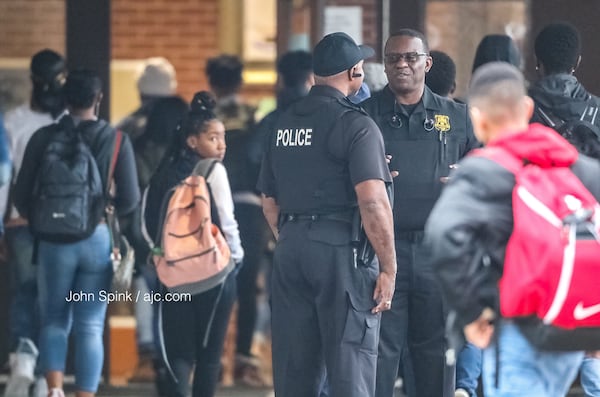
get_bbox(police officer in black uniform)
[257,32,397,397]
[361,29,479,397]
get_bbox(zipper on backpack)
[165,245,217,266]
[166,218,208,238]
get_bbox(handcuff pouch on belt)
[350,182,393,268]
[351,209,376,268]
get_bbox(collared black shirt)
[257,85,391,214]
[362,85,479,232]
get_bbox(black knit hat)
[30,49,66,87]
[313,32,374,77]
[472,35,521,73]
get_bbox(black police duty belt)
[281,211,353,224]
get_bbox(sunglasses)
[384,52,429,64]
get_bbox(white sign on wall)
[243,0,277,62]
[324,6,363,44]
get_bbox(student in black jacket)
[529,22,600,130]
[529,21,600,396]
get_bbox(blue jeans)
[482,322,584,397]
[6,226,38,350]
[456,342,482,396]
[581,356,600,397]
[37,224,112,393]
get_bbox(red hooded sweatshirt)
[486,122,579,168]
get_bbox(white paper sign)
[324,6,363,44]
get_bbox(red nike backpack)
[479,147,600,351]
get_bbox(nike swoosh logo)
[574,302,600,320]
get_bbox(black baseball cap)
[313,32,375,77]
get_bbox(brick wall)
[0,0,65,57]
[0,0,378,103]
[112,0,219,103]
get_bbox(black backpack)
[537,105,600,159]
[30,117,106,242]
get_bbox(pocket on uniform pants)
[338,292,380,391]
[342,292,380,354]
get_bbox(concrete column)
[389,0,426,35]
[66,0,111,120]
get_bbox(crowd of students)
[1,19,599,397]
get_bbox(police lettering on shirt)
[276,128,313,147]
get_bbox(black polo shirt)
[362,85,479,233]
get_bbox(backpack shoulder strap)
[579,106,600,136]
[153,177,181,247]
[192,158,219,179]
[105,130,124,261]
[535,105,566,130]
[581,105,597,122]
[192,158,222,228]
[471,146,524,175]
[106,130,123,197]
[140,185,155,249]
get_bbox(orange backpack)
[153,159,234,295]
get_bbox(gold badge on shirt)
[434,114,451,132]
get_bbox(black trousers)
[161,272,237,397]
[271,219,380,397]
[375,238,454,397]
[234,202,271,356]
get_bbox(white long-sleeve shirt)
[0,104,56,220]
[206,162,244,263]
